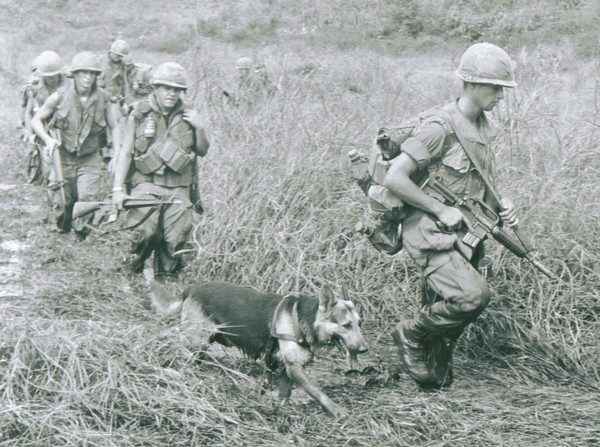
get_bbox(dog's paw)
[328,404,349,419]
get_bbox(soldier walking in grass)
[384,43,520,389]
[32,51,122,238]
[227,56,277,109]
[20,51,67,186]
[111,62,209,281]
[97,38,140,169]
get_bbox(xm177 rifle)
[72,198,182,224]
[423,175,556,280]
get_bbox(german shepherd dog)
[150,281,368,418]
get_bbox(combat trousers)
[48,150,103,235]
[400,211,491,386]
[125,181,193,279]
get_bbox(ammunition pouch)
[159,139,194,173]
[134,146,163,175]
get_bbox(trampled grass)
[0,1,599,446]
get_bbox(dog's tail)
[149,281,183,317]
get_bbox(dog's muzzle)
[332,335,368,369]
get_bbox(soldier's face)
[154,85,183,110]
[109,52,124,64]
[73,70,97,91]
[472,84,505,111]
[43,74,61,89]
[238,67,251,80]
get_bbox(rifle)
[424,175,556,280]
[49,128,67,205]
[72,198,182,222]
[190,156,203,214]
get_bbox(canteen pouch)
[367,184,405,220]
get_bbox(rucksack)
[349,109,453,255]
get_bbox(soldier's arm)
[182,108,210,157]
[111,114,136,208]
[23,89,36,135]
[383,122,467,230]
[31,92,60,147]
[106,101,122,162]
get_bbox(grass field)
[0,1,599,446]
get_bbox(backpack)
[349,109,453,255]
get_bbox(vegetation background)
[0,0,598,445]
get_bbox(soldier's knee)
[459,281,490,315]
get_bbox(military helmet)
[150,62,188,90]
[70,51,102,74]
[455,42,516,88]
[109,39,130,57]
[235,56,253,70]
[36,51,64,77]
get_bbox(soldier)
[229,56,277,108]
[383,43,519,389]
[97,39,140,168]
[31,51,122,237]
[111,62,209,281]
[20,51,66,186]
[98,39,136,110]
[21,51,66,143]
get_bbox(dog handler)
[384,43,519,388]
[111,62,209,280]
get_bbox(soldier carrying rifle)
[381,43,527,389]
[32,51,122,238]
[111,62,209,281]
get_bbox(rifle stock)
[424,175,556,280]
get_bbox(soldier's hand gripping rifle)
[48,128,67,205]
[72,198,182,224]
[424,175,556,280]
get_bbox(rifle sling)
[99,206,159,235]
[438,110,534,252]
[436,110,503,206]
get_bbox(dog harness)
[270,294,306,347]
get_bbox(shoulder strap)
[436,110,534,251]
[435,109,503,207]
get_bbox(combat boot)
[425,335,456,388]
[392,320,436,386]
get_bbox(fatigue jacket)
[52,81,108,157]
[400,100,499,259]
[98,56,135,103]
[402,100,498,209]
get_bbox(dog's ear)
[319,285,336,313]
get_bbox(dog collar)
[271,294,306,346]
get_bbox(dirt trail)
[0,180,43,298]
